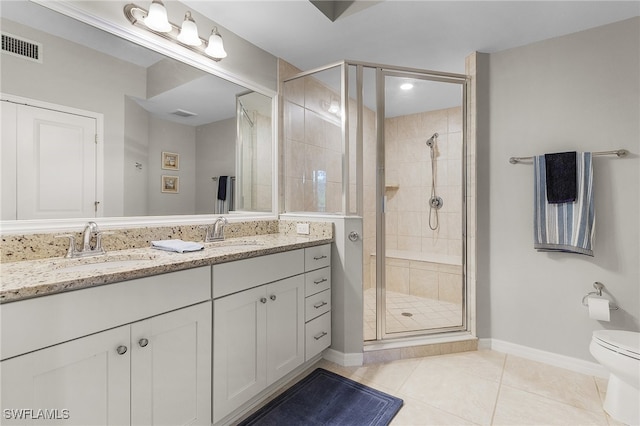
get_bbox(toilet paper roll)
[588,297,610,321]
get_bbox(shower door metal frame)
[375,66,469,341]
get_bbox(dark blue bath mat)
[237,368,403,426]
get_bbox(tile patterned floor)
[364,288,463,340]
[310,350,623,426]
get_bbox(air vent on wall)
[2,33,42,63]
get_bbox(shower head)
[425,133,439,148]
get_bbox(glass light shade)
[177,12,202,46]
[144,0,171,33]
[205,28,227,59]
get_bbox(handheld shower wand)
[425,133,439,148]
[425,133,443,230]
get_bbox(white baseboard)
[479,338,608,378]
[323,348,364,367]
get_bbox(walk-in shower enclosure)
[282,61,469,343]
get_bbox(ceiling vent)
[171,109,198,118]
[2,33,42,63]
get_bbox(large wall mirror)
[1,1,275,230]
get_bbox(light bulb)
[144,0,171,33]
[177,12,202,46]
[205,27,227,59]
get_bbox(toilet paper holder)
[581,282,619,310]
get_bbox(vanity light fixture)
[327,100,340,114]
[177,12,202,46]
[124,3,227,61]
[144,0,171,32]
[204,27,227,59]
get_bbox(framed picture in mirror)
[161,175,179,193]
[162,152,180,170]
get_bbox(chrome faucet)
[56,221,107,258]
[201,216,229,242]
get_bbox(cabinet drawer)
[305,312,331,361]
[305,289,331,322]
[305,244,331,272]
[304,267,331,297]
[1,267,211,361]
[213,249,304,298]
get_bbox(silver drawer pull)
[260,297,267,304]
[270,294,277,301]
[138,338,149,348]
[313,301,328,309]
[313,278,328,285]
[313,255,327,261]
[116,345,128,355]
[313,331,328,340]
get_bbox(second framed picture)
[161,175,179,193]
[162,151,179,170]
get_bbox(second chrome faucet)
[202,217,228,242]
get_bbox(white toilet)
[589,330,640,425]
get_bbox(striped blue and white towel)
[533,152,594,256]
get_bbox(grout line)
[489,353,509,425]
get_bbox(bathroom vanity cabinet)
[0,267,212,426]
[0,241,332,426]
[212,244,331,424]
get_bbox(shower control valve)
[429,196,444,210]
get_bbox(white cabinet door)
[131,302,211,426]
[266,275,304,385]
[0,325,130,426]
[213,286,267,424]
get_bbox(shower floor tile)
[363,288,463,340]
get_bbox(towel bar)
[509,149,628,164]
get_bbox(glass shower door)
[377,70,466,339]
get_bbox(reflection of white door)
[11,103,98,219]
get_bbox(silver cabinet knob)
[348,231,360,242]
[138,338,149,348]
[116,345,128,355]
[270,294,277,301]
[260,297,267,304]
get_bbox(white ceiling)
[183,1,639,74]
[4,1,639,121]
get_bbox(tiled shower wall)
[362,107,464,292]
[283,73,343,213]
[383,107,464,257]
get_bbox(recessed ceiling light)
[400,83,414,90]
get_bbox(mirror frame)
[1,0,279,234]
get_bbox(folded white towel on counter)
[151,239,204,253]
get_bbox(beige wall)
[481,17,639,361]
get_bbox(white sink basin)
[205,239,265,249]
[56,255,157,273]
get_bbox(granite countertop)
[0,234,333,303]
